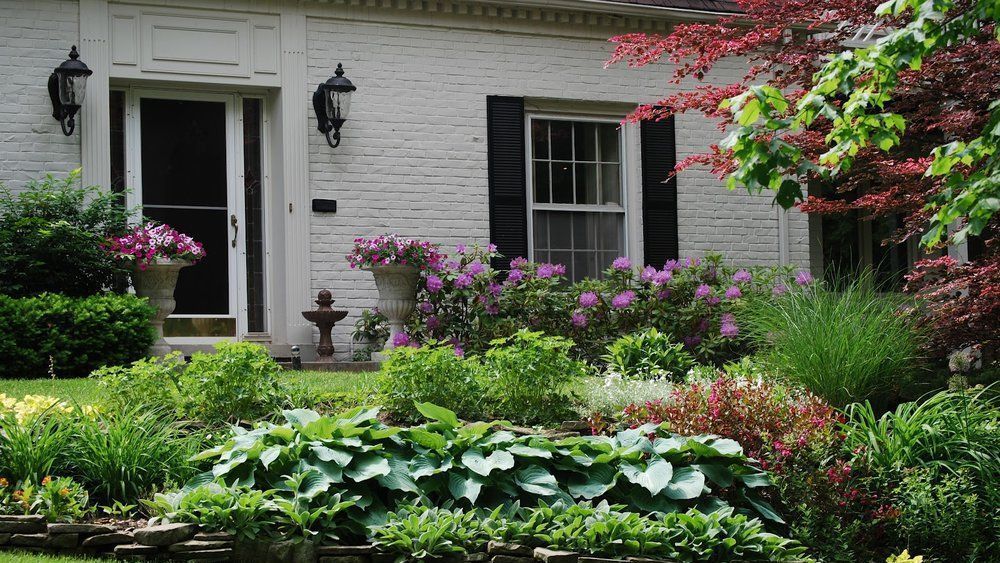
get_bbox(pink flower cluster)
[106,222,205,269]
[347,234,444,271]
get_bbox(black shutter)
[486,96,527,269]
[640,117,679,267]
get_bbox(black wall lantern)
[48,46,92,136]
[312,63,356,148]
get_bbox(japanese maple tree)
[607,0,999,365]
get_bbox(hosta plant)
[179,402,779,539]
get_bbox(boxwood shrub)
[0,293,155,378]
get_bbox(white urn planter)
[364,264,420,355]
[131,258,192,356]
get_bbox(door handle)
[231,214,239,248]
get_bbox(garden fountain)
[301,289,348,362]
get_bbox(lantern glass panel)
[59,73,87,107]
[326,90,351,120]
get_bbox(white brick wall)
[305,8,809,356]
[0,0,81,191]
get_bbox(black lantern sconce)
[312,63,356,148]
[48,46,93,136]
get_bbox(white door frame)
[124,88,248,344]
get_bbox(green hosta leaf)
[212,451,248,477]
[738,472,772,488]
[651,436,687,455]
[693,463,733,488]
[743,492,784,523]
[267,426,296,442]
[514,465,560,496]
[448,473,485,504]
[182,471,215,492]
[376,457,421,494]
[461,447,515,477]
[481,430,517,445]
[283,409,321,428]
[260,445,283,469]
[300,459,344,483]
[296,469,335,500]
[409,453,453,480]
[620,459,673,496]
[663,466,706,500]
[407,428,449,450]
[414,402,460,428]
[344,453,391,482]
[509,444,552,458]
[311,445,354,466]
[341,406,382,425]
[566,463,618,499]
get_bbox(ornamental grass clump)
[741,276,925,408]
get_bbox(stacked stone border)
[0,516,686,562]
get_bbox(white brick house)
[0,0,810,359]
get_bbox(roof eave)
[494,0,738,20]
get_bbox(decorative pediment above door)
[108,4,280,86]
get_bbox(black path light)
[312,63,357,148]
[48,46,93,136]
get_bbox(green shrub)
[741,277,924,407]
[93,342,288,424]
[0,293,155,379]
[379,344,482,423]
[479,330,586,424]
[147,483,273,542]
[602,328,695,380]
[0,411,73,485]
[892,467,996,561]
[0,170,132,297]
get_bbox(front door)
[124,90,268,342]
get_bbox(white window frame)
[524,113,642,277]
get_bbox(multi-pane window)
[529,118,625,281]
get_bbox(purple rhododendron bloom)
[455,273,473,289]
[485,303,499,315]
[640,266,657,282]
[657,290,671,300]
[552,263,567,276]
[795,270,814,286]
[445,260,461,270]
[468,262,486,275]
[697,318,711,333]
[454,345,465,357]
[611,290,636,309]
[612,256,631,271]
[683,335,702,349]
[425,315,440,330]
[487,243,498,253]
[732,269,752,283]
[456,244,466,253]
[510,256,529,270]
[578,291,599,308]
[426,275,444,293]
[571,312,588,328]
[773,284,787,296]
[707,296,721,305]
[725,285,742,299]
[720,312,739,338]
[663,259,679,272]
[694,284,711,299]
[418,301,433,314]
[685,257,701,268]
[507,269,524,283]
[489,283,502,297]
[392,332,411,347]
[652,270,672,286]
[536,263,555,279]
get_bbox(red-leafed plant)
[606,1,1000,367]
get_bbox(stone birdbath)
[301,289,348,362]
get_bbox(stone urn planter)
[363,264,419,354]
[131,258,192,356]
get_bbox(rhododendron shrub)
[396,245,805,363]
[606,0,1000,367]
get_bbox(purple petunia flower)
[725,285,742,299]
[426,275,444,293]
[795,270,814,286]
[418,301,433,314]
[772,284,787,296]
[392,332,411,347]
[571,311,588,328]
[694,284,711,299]
[455,273,473,289]
[611,290,636,309]
[611,256,631,271]
[507,269,524,284]
[468,262,486,276]
[732,269,752,283]
[536,263,555,279]
[578,291,599,308]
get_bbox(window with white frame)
[528,117,625,282]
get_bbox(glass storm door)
[124,91,267,341]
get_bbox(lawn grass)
[0,370,378,405]
[0,552,99,563]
